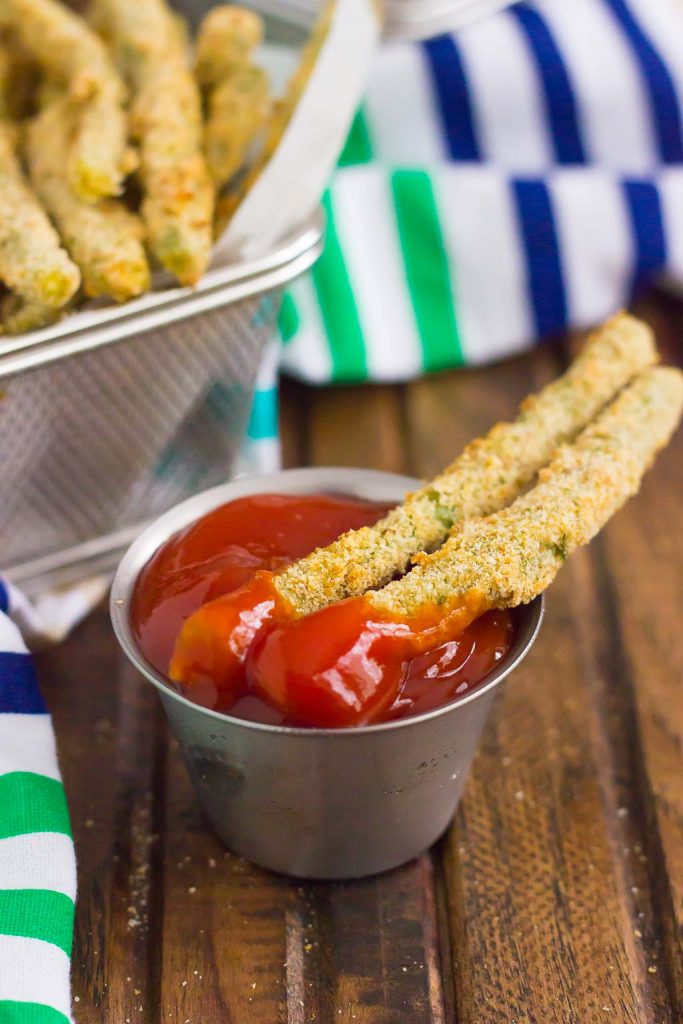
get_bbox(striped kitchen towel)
[0,580,76,1024]
[280,0,683,383]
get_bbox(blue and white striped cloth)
[279,0,683,383]
[0,580,77,1024]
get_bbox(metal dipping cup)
[111,468,544,879]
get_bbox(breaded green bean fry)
[0,124,80,308]
[94,0,214,284]
[195,6,269,188]
[0,0,129,200]
[275,314,657,615]
[134,64,214,284]
[369,368,683,618]
[205,65,269,186]
[27,99,150,302]
[69,80,137,201]
[195,4,263,88]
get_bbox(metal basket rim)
[0,210,324,380]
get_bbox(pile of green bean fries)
[0,0,311,334]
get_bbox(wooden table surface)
[38,296,683,1024]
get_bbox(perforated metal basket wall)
[1,216,323,590]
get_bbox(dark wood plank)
[291,856,448,1023]
[306,384,408,472]
[584,300,683,1015]
[442,562,673,1023]
[402,350,560,481]
[36,612,167,1024]
[156,737,448,1023]
[158,743,290,1023]
[281,378,309,469]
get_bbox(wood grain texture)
[37,299,683,1023]
[306,384,408,473]
[588,301,683,1016]
[36,617,167,1023]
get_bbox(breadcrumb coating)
[67,80,137,202]
[0,124,80,309]
[275,313,657,614]
[0,0,129,200]
[195,7,269,192]
[27,99,150,302]
[370,368,683,616]
[94,0,214,284]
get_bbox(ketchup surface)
[131,493,515,728]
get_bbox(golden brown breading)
[369,367,683,617]
[133,63,214,284]
[275,313,658,615]
[27,99,150,303]
[94,0,214,284]
[0,123,80,309]
[196,6,269,192]
[0,0,129,200]
[69,80,137,202]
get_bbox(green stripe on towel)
[0,774,71,840]
[0,1003,71,1024]
[0,891,73,955]
[391,170,464,372]
[338,108,373,166]
[278,293,300,343]
[312,192,368,382]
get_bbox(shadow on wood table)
[37,294,683,1023]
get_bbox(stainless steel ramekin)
[111,467,544,879]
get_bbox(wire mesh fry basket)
[2,215,323,593]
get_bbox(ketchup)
[131,493,514,728]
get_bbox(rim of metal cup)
[110,467,544,736]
